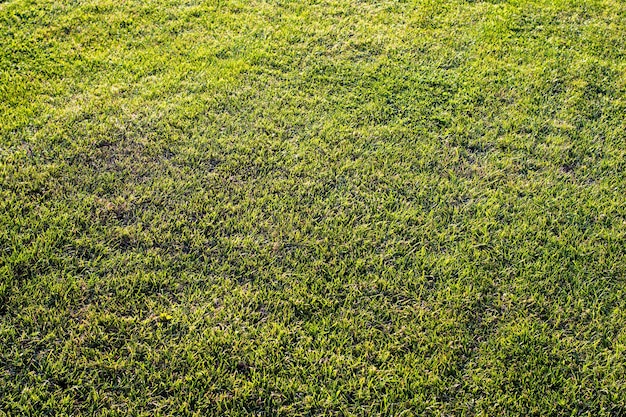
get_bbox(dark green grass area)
[2,0,626,415]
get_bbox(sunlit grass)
[1,0,626,415]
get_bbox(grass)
[1,0,626,415]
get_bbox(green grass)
[2,0,626,415]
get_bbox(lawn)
[1,0,626,415]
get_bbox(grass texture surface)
[1,0,626,415]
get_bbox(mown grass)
[1,0,626,415]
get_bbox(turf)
[1,0,626,415]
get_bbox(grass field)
[2,0,626,415]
